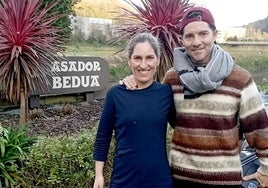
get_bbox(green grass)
[222,45,268,71]
[222,45,268,93]
[64,44,119,57]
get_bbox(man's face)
[181,21,217,65]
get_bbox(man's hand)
[119,75,138,90]
[243,171,268,187]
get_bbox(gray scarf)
[174,44,234,98]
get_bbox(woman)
[93,33,176,188]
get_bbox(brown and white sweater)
[163,64,268,186]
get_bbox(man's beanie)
[179,7,215,34]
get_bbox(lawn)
[64,43,119,57]
[222,44,268,93]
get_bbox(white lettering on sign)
[51,61,101,72]
[52,75,100,89]
[50,60,103,90]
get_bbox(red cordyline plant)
[113,0,194,81]
[0,0,64,124]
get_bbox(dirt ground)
[0,99,104,137]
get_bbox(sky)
[189,0,268,29]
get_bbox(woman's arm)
[93,161,105,188]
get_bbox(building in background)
[217,25,268,43]
[217,27,246,43]
[70,16,114,41]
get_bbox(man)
[122,6,268,187]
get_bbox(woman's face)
[128,41,159,89]
[181,21,217,65]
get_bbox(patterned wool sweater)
[163,65,268,186]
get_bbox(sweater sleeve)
[239,79,268,175]
[163,68,180,129]
[167,84,176,129]
[93,89,116,162]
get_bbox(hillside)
[248,16,268,33]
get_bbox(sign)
[41,56,110,96]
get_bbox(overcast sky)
[189,0,268,28]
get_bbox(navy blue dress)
[94,81,176,188]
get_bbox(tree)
[112,0,194,82]
[41,0,80,39]
[0,0,64,124]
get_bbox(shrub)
[106,55,130,83]
[0,125,37,187]
[21,125,115,187]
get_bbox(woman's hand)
[93,175,104,188]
